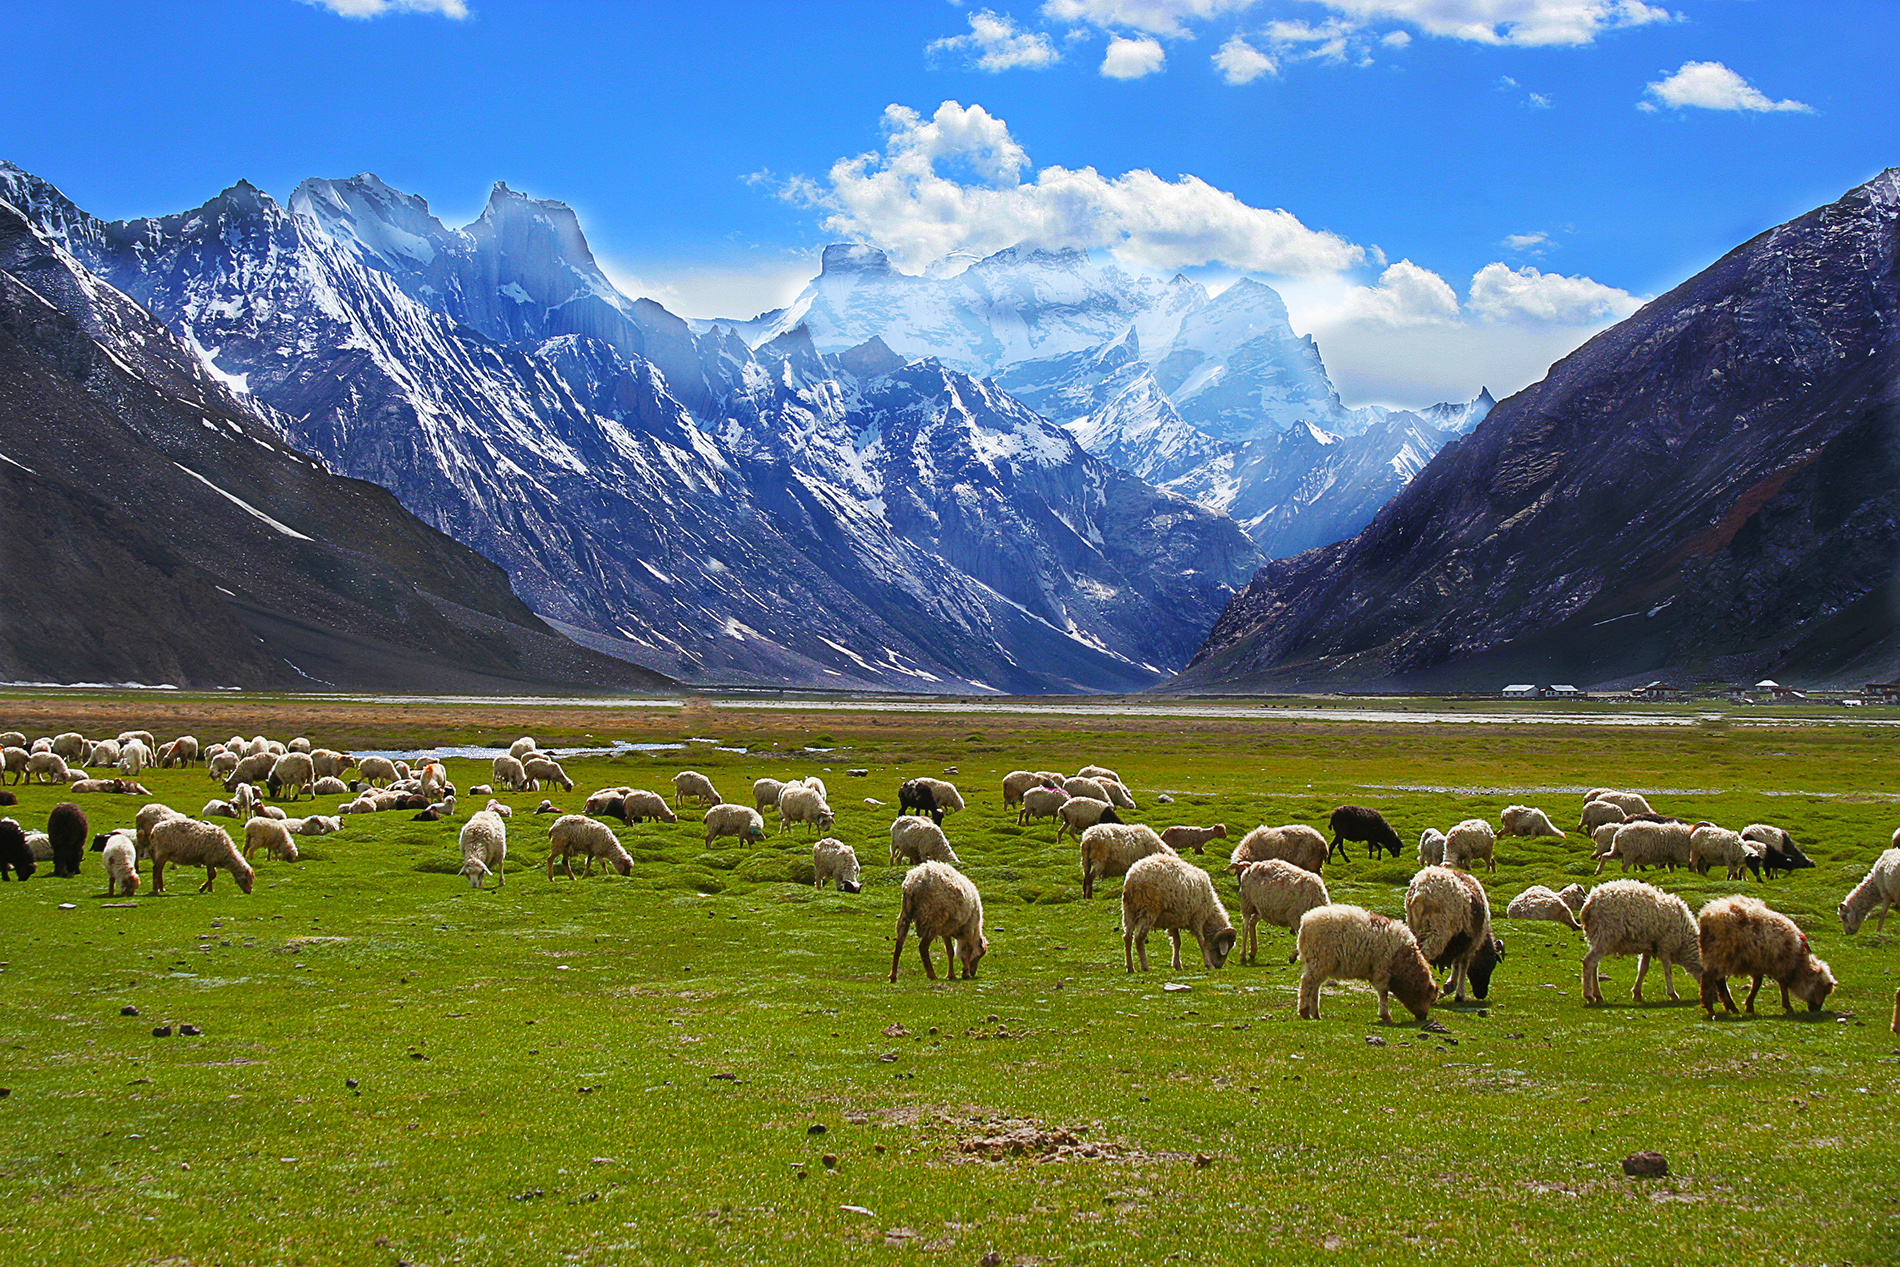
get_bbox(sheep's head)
[1793,956,1837,1011]
[1469,934,1505,999]
[1212,823,1228,838]
[1840,900,1865,935]
[817,810,836,831]
[1390,948,1440,1021]
[958,932,989,978]
[460,858,491,889]
[611,850,634,877]
[233,864,255,895]
[1204,926,1238,970]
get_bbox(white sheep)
[1077,763,1123,784]
[269,752,316,801]
[1504,885,1581,931]
[546,814,633,879]
[1688,823,1748,880]
[509,737,539,760]
[149,818,254,894]
[0,731,22,747]
[25,751,69,784]
[777,784,835,835]
[161,736,200,767]
[1055,797,1120,842]
[523,756,572,793]
[1585,789,1654,817]
[207,752,240,783]
[134,803,186,859]
[310,750,354,780]
[1121,852,1236,972]
[232,782,261,821]
[1578,879,1702,1004]
[1597,819,1692,874]
[1017,784,1069,827]
[1001,770,1057,806]
[1839,848,1900,934]
[618,790,676,824]
[202,799,237,819]
[1404,866,1502,1002]
[703,803,765,846]
[51,731,86,761]
[458,809,508,889]
[674,770,721,809]
[1226,824,1328,875]
[290,815,343,836]
[1443,818,1496,873]
[313,776,348,796]
[358,756,399,787]
[889,861,987,982]
[0,746,26,785]
[1062,776,1111,802]
[1078,823,1173,899]
[1295,905,1438,1023]
[890,817,959,866]
[102,833,140,896]
[812,838,861,893]
[753,778,788,812]
[89,739,122,767]
[1096,779,1137,811]
[801,775,828,800]
[1235,859,1329,964]
[1418,828,1446,866]
[1577,800,1629,833]
[484,798,513,820]
[1498,805,1565,839]
[242,818,300,863]
[418,762,449,799]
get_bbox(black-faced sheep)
[1017,784,1069,828]
[1697,894,1836,1017]
[1120,852,1236,972]
[1001,770,1059,806]
[889,861,987,982]
[1327,805,1403,861]
[777,784,835,835]
[898,777,964,825]
[1741,824,1814,879]
[1054,797,1120,842]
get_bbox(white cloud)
[1340,260,1461,326]
[928,11,1061,72]
[1266,18,1358,63]
[600,256,820,322]
[789,100,1364,275]
[1643,61,1812,113]
[1212,35,1275,84]
[1381,28,1411,46]
[302,0,468,16]
[1101,35,1167,78]
[1320,0,1671,46]
[1528,91,1552,107]
[1501,230,1550,253]
[1040,0,1259,38]
[1467,262,1642,323]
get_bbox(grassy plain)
[0,694,1895,1265]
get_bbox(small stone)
[180,1162,190,1170]
[1194,1153,1212,1168]
[152,1026,173,1038]
[882,1022,909,1037]
[794,1169,808,1180]
[808,1123,827,1135]
[873,1143,886,1155]
[821,1153,838,1169]
[58,903,76,910]
[345,1078,359,1090]
[1156,793,1174,804]
[1365,1035,1387,1047]
[178,1024,201,1037]
[1623,1150,1669,1177]
[877,1052,897,1063]
[981,1252,1005,1267]
[121,1005,139,1017]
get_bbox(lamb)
[491,755,531,793]
[889,861,988,982]
[242,818,300,863]
[777,784,835,835]
[812,838,861,893]
[890,817,959,866]
[673,770,720,809]
[1498,805,1566,840]
[207,752,240,782]
[1017,784,1069,827]
[1838,848,1900,934]
[1442,818,1497,873]
[1295,905,1438,1023]
[1055,797,1121,842]
[1327,805,1404,861]
[417,762,449,799]
[1698,894,1836,1016]
[119,740,156,777]
[1001,770,1059,806]
[546,814,634,879]
[1688,823,1748,880]
[47,801,87,877]
[1226,824,1328,876]
[1577,800,1629,833]
[703,803,766,846]
[1418,828,1447,866]
[618,790,677,824]
[1078,823,1174,899]
[1077,763,1123,784]
[753,778,788,812]
[1120,852,1237,972]
[88,739,122,767]
[1584,790,1654,817]
[310,750,354,781]
[898,777,965,824]
[1597,819,1692,875]
[1740,824,1815,878]
[313,776,348,796]
[1404,866,1503,1002]
[1578,879,1703,1004]
[1504,885,1582,930]
[1235,859,1330,964]
[268,752,316,801]
[1159,823,1226,855]
[291,815,342,836]
[457,809,508,889]
[481,798,512,820]
[102,833,139,896]
[357,756,399,787]
[522,756,573,793]
[25,751,70,784]
[149,818,254,894]
[231,782,261,821]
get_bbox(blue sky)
[3,0,1892,404]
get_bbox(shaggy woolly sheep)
[310,750,355,781]
[523,756,573,793]
[418,762,449,799]
[117,740,152,777]
[1062,776,1111,803]
[1095,779,1138,812]
[1597,820,1693,875]
[546,814,633,879]
[1698,894,1836,1016]
[25,751,69,784]
[268,752,316,801]
[674,770,720,809]
[1688,823,1748,880]
[242,818,300,863]
[1585,790,1654,817]
[890,817,959,866]
[1577,800,1629,833]
[0,817,32,880]
[703,803,765,846]
[1443,818,1497,873]
[291,815,342,836]
[88,739,122,767]
[51,732,86,761]
[491,755,531,793]
[752,778,788,812]
[45,802,86,877]
[508,737,538,761]
[1121,852,1236,972]
[149,819,254,894]
[160,736,199,768]
[1227,824,1328,876]
[134,803,185,860]
[1405,866,1503,1002]
[458,809,507,889]
[1499,805,1566,840]
[1077,764,1122,784]
[1,746,28,784]
[618,790,677,824]
[1017,784,1069,827]
[1328,805,1404,861]
[102,833,139,896]
[207,752,240,782]
[313,776,348,796]
[1079,823,1174,899]
[1159,823,1226,855]
[1055,797,1120,842]
[1578,879,1702,1004]
[0,731,23,748]
[1504,885,1581,930]
[898,777,965,824]
[1236,859,1329,964]
[357,756,399,787]
[812,838,861,893]
[1838,848,1900,934]
[1418,828,1447,866]
[1295,905,1438,1023]
[1001,770,1058,806]
[777,784,835,835]
[889,861,987,982]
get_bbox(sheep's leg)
[1877,901,1890,932]
[151,860,165,893]
[198,866,216,894]
[1449,962,1468,1003]
[1081,863,1094,901]
[1661,957,1679,1001]
[1327,835,1345,863]
[1123,925,1136,972]
[1743,974,1764,1013]
[495,857,504,887]
[1376,988,1393,1023]
[1632,953,1651,1002]
[1297,971,1320,1020]
[942,936,959,981]
[889,915,912,983]
[1242,912,1257,965]
[1581,948,1604,1003]
[1168,930,1183,970]
[1778,981,1794,1013]
[918,938,937,981]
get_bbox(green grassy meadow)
[1,698,1896,1265]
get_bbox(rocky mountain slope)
[1172,169,1900,692]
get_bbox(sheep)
[585,787,631,815]
[1838,848,1900,934]
[890,817,960,866]
[1443,818,1497,873]
[1096,779,1138,811]
[1062,776,1111,802]
[509,737,539,761]
[43,801,86,877]
[1498,805,1566,840]
[313,776,348,797]
[618,790,677,824]
[1504,885,1582,930]
[134,803,185,860]
[800,775,828,800]
[1688,823,1748,880]
[1001,770,1058,806]
[1017,784,1069,827]
[1055,797,1121,842]
[457,809,508,889]
[242,818,300,863]
[1405,866,1503,1002]
[117,740,151,777]
[1597,820,1692,875]
[703,803,765,846]
[311,750,354,781]
[1740,824,1815,878]
[1,747,27,784]
[898,777,965,824]
[0,731,22,747]
[231,782,261,822]
[777,784,835,836]
[1120,852,1236,972]
[30,737,50,752]
[1235,859,1330,964]
[812,838,861,893]
[291,815,342,836]
[546,814,634,879]
[102,833,139,896]
[1578,879,1703,1004]
[1697,894,1836,1017]
[418,762,449,799]
[88,739,122,767]
[1226,824,1328,876]
[753,778,788,812]
[1295,905,1438,1023]
[357,756,399,787]
[1418,828,1447,866]
[149,819,254,895]
[1159,823,1226,855]
[519,756,571,793]
[25,751,70,784]
[159,736,199,767]
[26,829,50,861]
[1585,790,1654,817]
[490,755,531,793]
[1577,800,1628,833]
[1079,823,1174,899]
[52,732,87,761]
[888,861,988,982]
[207,752,240,782]
[674,770,720,809]
[1327,805,1404,861]
[1077,763,1123,784]
[268,752,316,801]
[70,778,147,795]
[0,817,34,880]
[223,752,274,794]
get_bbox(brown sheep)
[1697,894,1836,1017]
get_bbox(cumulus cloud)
[1041,0,1260,38]
[1212,35,1276,84]
[1340,260,1462,326]
[302,0,468,16]
[1101,35,1167,77]
[1467,262,1642,323]
[1266,18,1358,63]
[928,11,1061,72]
[1642,61,1812,113]
[787,100,1364,276]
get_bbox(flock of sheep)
[5,727,1898,1031]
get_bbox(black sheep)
[1328,805,1403,862]
[898,778,946,825]
[1760,830,1815,879]
[594,795,629,824]
[0,789,15,807]
[47,802,87,878]
[0,817,34,881]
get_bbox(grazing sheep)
[51,732,87,761]
[1838,848,1900,934]
[1688,823,1749,880]
[480,798,512,820]
[1740,824,1815,879]
[0,731,23,747]
[207,752,240,782]
[242,818,300,863]
[522,756,573,793]
[1077,764,1122,784]
[508,737,539,761]
[25,751,70,784]
[46,802,87,877]
[1585,790,1654,817]
[26,830,50,861]
[1055,797,1120,842]
[117,740,153,777]
[812,838,861,893]
[1096,779,1138,812]
[1504,885,1581,930]
[1327,805,1404,861]
[70,778,146,795]
[491,755,531,793]
[29,738,50,753]
[777,784,835,835]
[313,776,348,796]
[1295,905,1438,1023]
[288,737,311,753]
[618,790,677,824]
[1121,852,1236,972]
[2,746,29,784]
[159,736,200,768]
[310,750,355,781]
[1597,819,1693,875]
[888,861,988,983]
[1499,805,1566,840]
[268,752,316,801]
[673,770,720,809]
[417,762,449,799]
[1227,824,1328,876]
[546,814,633,879]
[232,782,262,822]
[800,775,828,800]
[0,817,35,880]
[87,739,122,767]
[703,803,765,846]
[890,817,960,866]
[1418,828,1447,866]
[135,803,186,860]
[585,787,631,816]
[1159,823,1226,855]
[752,778,788,812]
[1001,770,1058,806]
[898,777,965,824]
[1404,866,1503,1002]
[1577,800,1629,833]
[1017,784,1069,827]
[1079,823,1174,899]
[102,834,139,896]
[149,819,254,895]
[1062,776,1111,803]
[357,756,399,787]
[1578,879,1703,1004]
[291,815,342,836]
[118,730,156,755]
[1697,894,1836,1017]
[1235,859,1330,964]
[1443,818,1497,873]
[457,809,508,889]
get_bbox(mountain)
[1171,170,1900,693]
[0,196,664,693]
